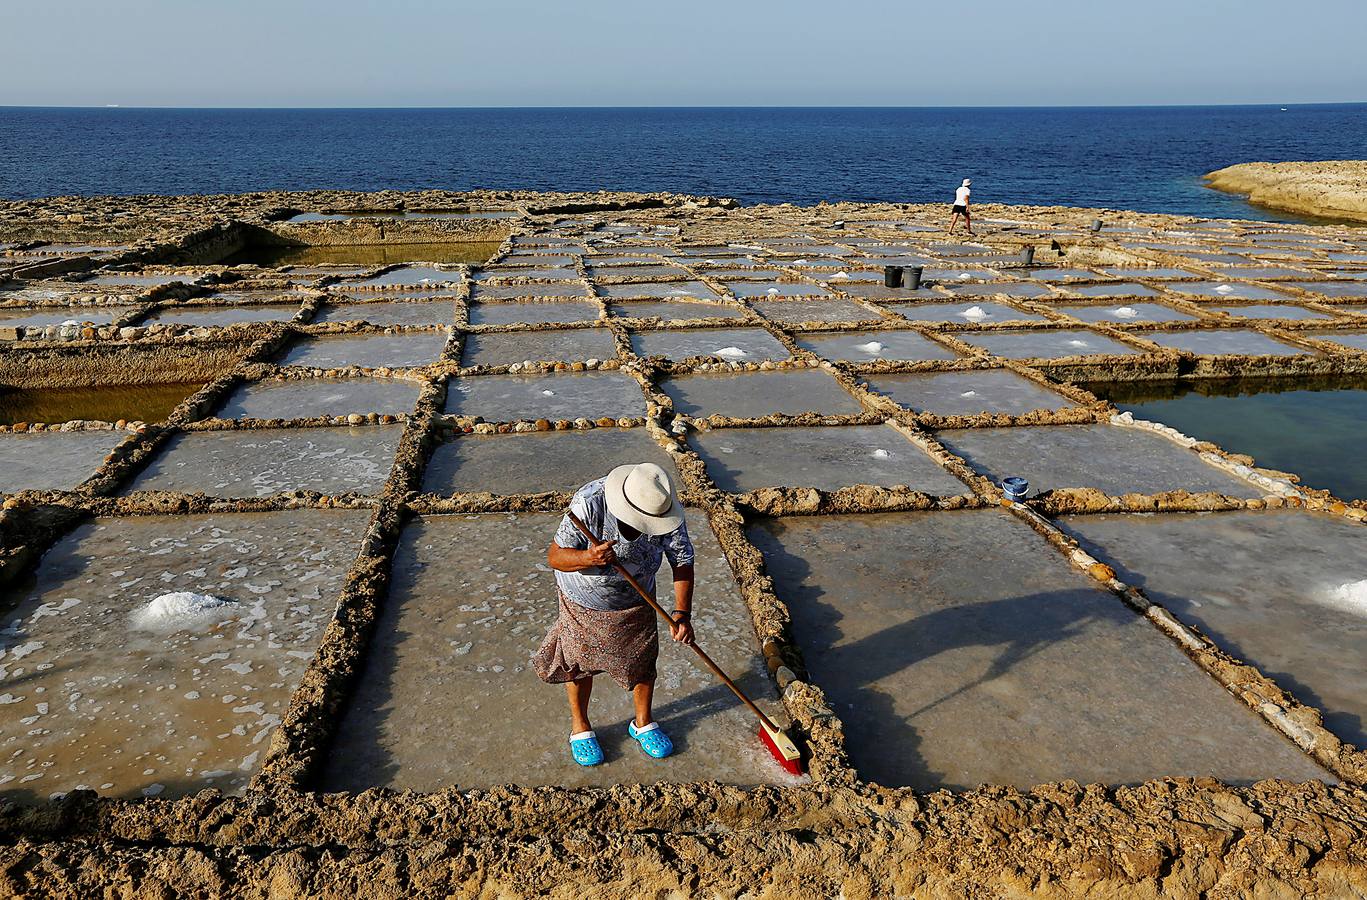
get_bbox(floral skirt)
[533,592,658,690]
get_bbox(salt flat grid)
[1,195,1366,807]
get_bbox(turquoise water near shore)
[1086,376,1367,500]
[3,104,1367,218]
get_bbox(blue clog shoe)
[628,721,674,759]
[569,730,604,767]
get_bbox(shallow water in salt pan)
[663,370,861,419]
[126,426,402,496]
[314,300,457,326]
[937,424,1264,497]
[793,330,959,362]
[444,371,646,421]
[748,509,1332,790]
[423,428,676,495]
[322,512,792,790]
[1142,329,1311,356]
[215,378,420,420]
[0,431,125,493]
[692,424,967,494]
[863,369,1077,416]
[1066,510,1367,748]
[630,327,788,361]
[279,333,448,369]
[467,301,600,326]
[0,509,368,802]
[461,328,618,367]
[957,329,1142,359]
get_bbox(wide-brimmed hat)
[604,463,684,536]
[962,178,972,186]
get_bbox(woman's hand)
[582,537,617,568]
[669,611,694,645]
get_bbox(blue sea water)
[2,104,1366,218]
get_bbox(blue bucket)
[1001,476,1029,501]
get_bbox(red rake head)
[759,720,804,777]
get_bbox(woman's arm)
[547,537,617,572]
[668,563,695,644]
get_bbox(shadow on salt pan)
[748,509,1333,790]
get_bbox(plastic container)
[883,265,903,288]
[1001,476,1029,500]
[902,265,924,290]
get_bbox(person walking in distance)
[948,178,974,235]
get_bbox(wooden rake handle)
[566,510,778,733]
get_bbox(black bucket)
[1090,219,1103,233]
[1019,246,1035,266]
[902,266,924,290]
[883,265,903,288]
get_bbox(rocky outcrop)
[1205,161,1367,223]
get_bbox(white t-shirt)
[955,185,971,206]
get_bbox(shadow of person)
[797,588,1104,791]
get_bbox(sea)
[2,104,1366,220]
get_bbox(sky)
[4,0,1366,108]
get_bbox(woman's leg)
[632,678,655,729]
[567,676,593,733]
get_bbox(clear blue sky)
[5,0,1365,108]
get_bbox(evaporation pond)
[937,424,1263,497]
[1051,303,1196,324]
[663,370,861,419]
[322,512,794,790]
[469,282,588,300]
[885,302,1046,324]
[1143,330,1311,356]
[348,266,462,288]
[468,301,600,326]
[630,328,788,361]
[1308,331,1367,352]
[445,372,645,421]
[1170,282,1293,301]
[751,300,877,324]
[0,307,132,329]
[726,281,832,299]
[0,431,125,493]
[1066,510,1367,747]
[0,382,202,426]
[598,281,722,301]
[609,300,745,321]
[423,428,676,495]
[461,328,617,367]
[314,301,456,326]
[279,333,448,368]
[215,378,420,419]
[0,509,369,801]
[126,426,402,496]
[145,305,300,327]
[794,331,959,362]
[747,509,1331,790]
[958,330,1142,359]
[1206,304,1335,321]
[1066,282,1162,298]
[864,369,1076,417]
[692,424,966,494]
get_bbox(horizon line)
[2,101,1366,112]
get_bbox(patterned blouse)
[553,478,694,611]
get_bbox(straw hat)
[604,463,684,536]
